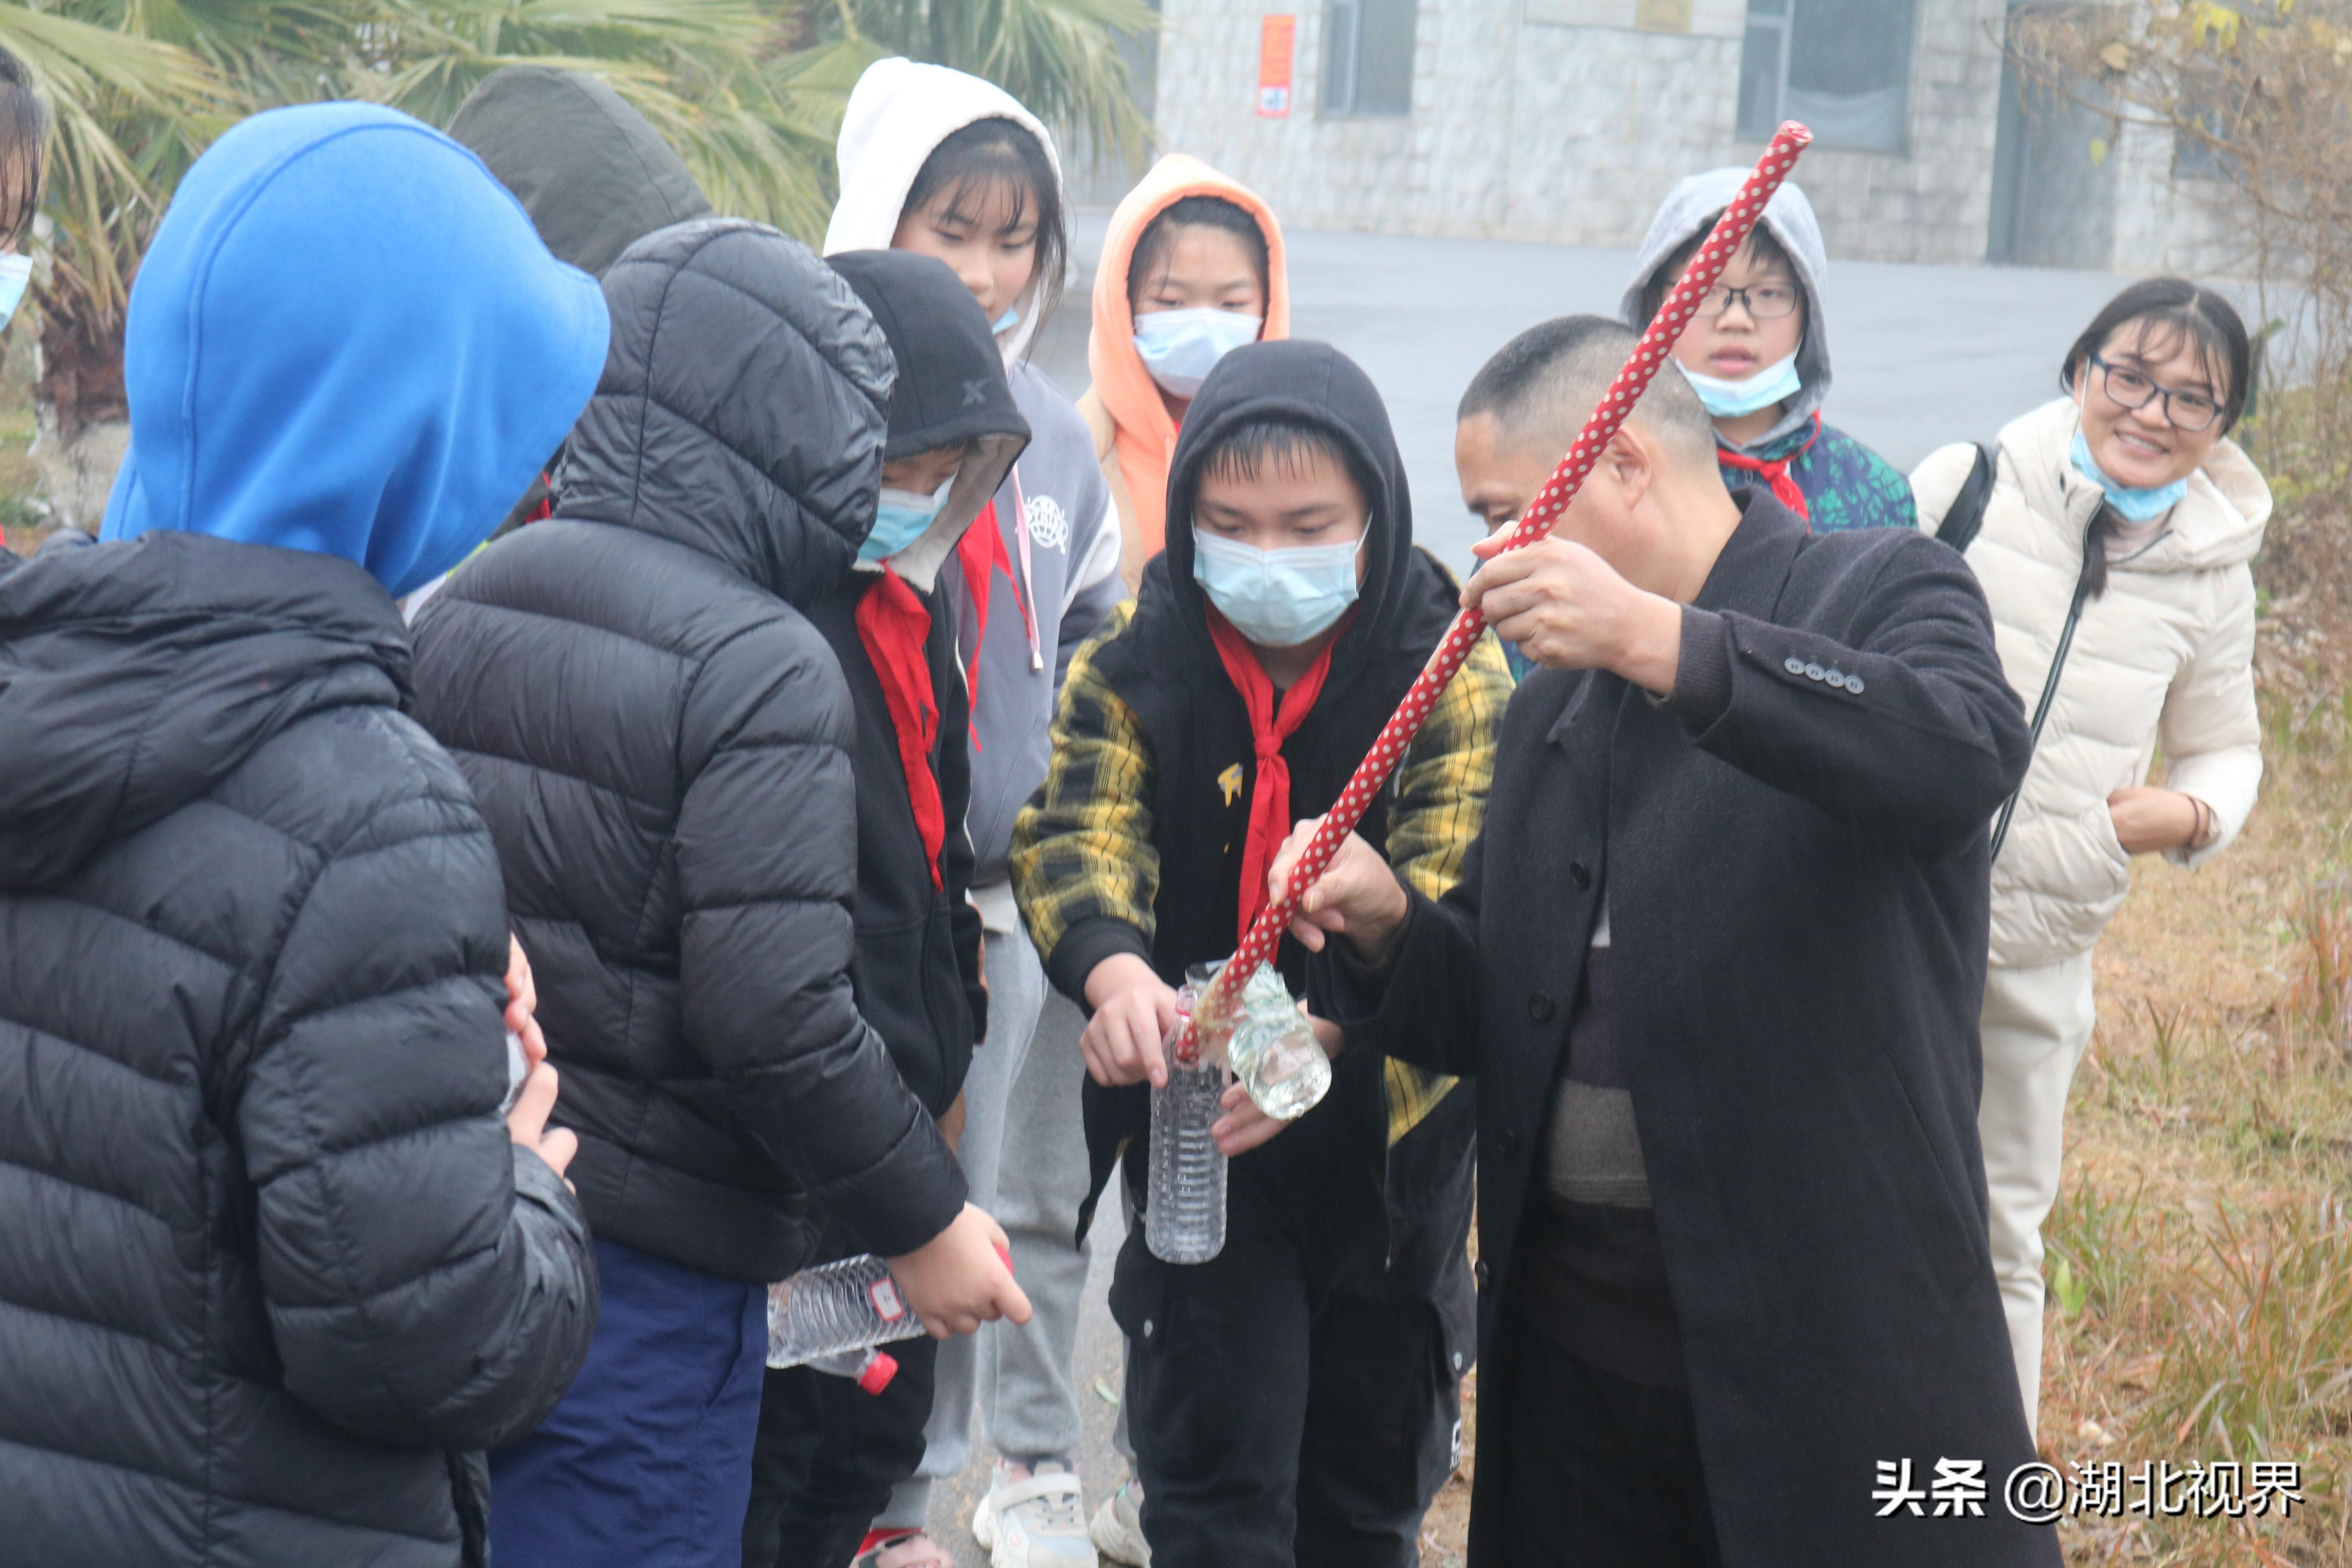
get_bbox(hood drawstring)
[1206,605,1343,944]
[853,567,946,890]
[1718,413,1822,523]
[1012,467,1043,671]
[953,475,1043,739]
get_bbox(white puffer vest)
[1913,397,2269,969]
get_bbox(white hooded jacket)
[825,58,1125,927]
[1913,397,2268,968]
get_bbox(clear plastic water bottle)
[1224,966,1333,1121]
[1146,966,1230,1265]
[766,1255,925,1370]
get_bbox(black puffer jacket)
[0,531,596,1568]
[410,219,969,1282]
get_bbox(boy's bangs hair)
[1196,415,1368,497]
[0,47,47,249]
[2062,277,2252,431]
[1129,195,1270,312]
[903,116,1066,342]
[1638,211,1797,330]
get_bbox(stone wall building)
[1138,0,2243,273]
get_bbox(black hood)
[447,66,712,278]
[1160,340,1418,685]
[0,532,408,889]
[557,218,895,608]
[826,249,1030,593]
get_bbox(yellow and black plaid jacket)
[1011,600,1512,1147]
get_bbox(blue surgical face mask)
[1133,308,1263,398]
[2070,429,2188,523]
[1191,529,1363,648]
[1675,350,1802,419]
[992,303,1021,335]
[860,482,949,563]
[0,253,29,328]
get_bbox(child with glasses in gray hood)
[1625,169,1915,536]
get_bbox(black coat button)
[1528,992,1556,1022]
[1569,862,1592,891]
[1474,1259,1492,1289]
[1496,1128,1520,1156]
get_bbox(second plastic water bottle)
[1145,966,1230,1265]
[766,1254,926,1369]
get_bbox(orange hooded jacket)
[1077,155,1290,591]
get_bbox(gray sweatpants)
[880,921,1095,1529]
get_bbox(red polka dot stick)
[1179,122,1814,1066]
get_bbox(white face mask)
[1133,308,1263,398]
[1191,530,1363,648]
[1675,350,1802,419]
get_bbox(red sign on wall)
[1258,15,1296,118]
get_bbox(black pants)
[1110,1223,1465,1568]
[1502,1327,1722,1568]
[742,1334,936,1568]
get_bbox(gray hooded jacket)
[1620,167,1832,458]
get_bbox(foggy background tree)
[0,0,1152,526]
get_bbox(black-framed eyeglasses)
[2087,354,2223,432]
[1692,282,1801,320]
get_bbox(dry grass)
[2036,583,2352,1566]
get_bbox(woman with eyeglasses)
[1623,168,1916,534]
[1911,277,2269,1437]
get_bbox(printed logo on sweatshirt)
[1024,493,1071,552]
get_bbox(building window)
[1323,0,1417,116]
[1737,0,1915,152]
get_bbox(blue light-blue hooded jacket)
[100,102,608,597]
[0,103,610,1568]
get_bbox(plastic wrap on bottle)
[1221,966,1333,1120]
[766,1254,926,1369]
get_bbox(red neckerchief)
[953,500,1031,737]
[1717,412,1821,521]
[1205,606,1343,944]
[853,565,945,891]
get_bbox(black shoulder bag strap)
[1988,569,2093,864]
[1934,443,1995,554]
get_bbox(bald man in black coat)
[1276,318,2052,1568]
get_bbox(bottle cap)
[858,1350,899,1396]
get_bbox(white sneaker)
[971,1458,1098,1568]
[1087,1478,1150,1567]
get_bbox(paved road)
[1033,215,2134,572]
[926,225,2134,1563]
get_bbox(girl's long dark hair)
[0,46,48,250]
[2061,278,2250,599]
[901,116,1066,350]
